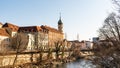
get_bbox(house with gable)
[2,23,19,37]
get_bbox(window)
[6,38,10,42]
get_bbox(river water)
[53,59,97,68]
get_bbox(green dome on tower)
[58,16,63,33]
[58,18,63,25]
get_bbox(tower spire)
[58,12,63,33]
[59,12,61,20]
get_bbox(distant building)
[92,37,99,43]
[69,40,81,50]
[80,40,93,50]
[85,41,93,49]
[69,40,93,50]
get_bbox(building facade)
[81,41,93,50]
[18,26,48,50]
[41,18,64,48]
[0,18,64,51]
[41,25,63,48]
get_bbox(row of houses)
[69,37,112,51]
[0,19,99,52]
[69,40,93,50]
[0,18,64,51]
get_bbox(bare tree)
[12,33,28,67]
[54,41,61,61]
[94,12,120,68]
[99,12,120,44]
[36,31,48,62]
[11,33,28,51]
[112,0,120,12]
[93,1,120,67]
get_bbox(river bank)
[13,58,97,68]
[8,56,97,68]
[0,48,95,68]
[0,56,76,68]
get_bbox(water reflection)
[54,59,96,68]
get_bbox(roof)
[0,28,10,37]
[2,23,19,32]
[18,26,42,32]
[41,25,63,34]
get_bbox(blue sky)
[0,0,112,41]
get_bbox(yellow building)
[41,18,64,48]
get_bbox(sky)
[0,0,113,41]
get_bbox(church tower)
[58,15,63,33]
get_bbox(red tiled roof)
[18,26,42,32]
[41,25,62,34]
[0,28,10,37]
[2,23,19,32]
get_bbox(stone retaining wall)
[0,52,70,67]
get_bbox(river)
[21,59,97,68]
[52,59,96,68]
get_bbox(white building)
[80,40,93,50]
[18,26,48,50]
[27,34,35,50]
